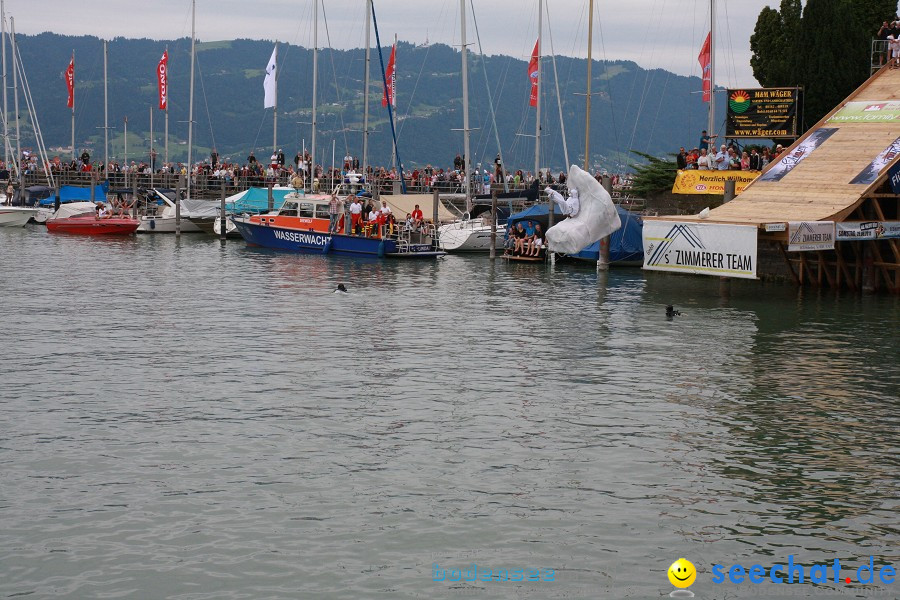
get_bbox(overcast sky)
[12,0,781,87]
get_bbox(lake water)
[1,226,898,599]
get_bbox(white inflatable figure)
[545,164,621,254]
[545,186,580,217]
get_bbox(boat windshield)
[298,203,314,218]
[279,201,298,217]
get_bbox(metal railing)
[872,39,891,74]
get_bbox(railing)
[872,39,890,74]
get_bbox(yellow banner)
[672,170,760,195]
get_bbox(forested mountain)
[15,32,719,172]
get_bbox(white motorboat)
[0,205,38,227]
[438,215,497,252]
[137,189,203,233]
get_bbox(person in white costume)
[545,186,580,218]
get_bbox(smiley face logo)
[668,558,696,588]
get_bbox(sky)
[10,0,781,88]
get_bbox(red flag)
[698,32,711,103]
[157,50,169,110]
[65,55,74,108]
[528,39,539,107]
[382,43,396,108]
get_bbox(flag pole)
[1,0,7,169]
[11,15,19,181]
[708,0,715,140]
[390,32,397,173]
[311,0,318,192]
[535,0,541,181]
[71,50,75,161]
[149,104,154,188]
[273,41,278,153]
[164,44,169,169]
[363,0,371,181]
[103,39,108,174]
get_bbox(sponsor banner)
[157,51,168,110]
[827,101,900,124]
[836,221,900,240]
[765,223,786,232]
[849,135,900,185]
[760,127,838,182]
[643,221,757,279]
[890,161,900,194]
[788,221,835,251]
[726,87,799,138]
[672,170,760,195]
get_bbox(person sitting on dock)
[545,186,580,218]
[528,223,544,257]
[512,222,528,255]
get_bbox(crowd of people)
[506,220,545,257]
[877,16,900,68]
[675,130,788,172]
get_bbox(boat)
[187,186,297,238]
[231,216,444,259]
[136,188,204,233]
[438,189,536,252]
[32,183,109,223]
[46,204,139,236]
[0,205,37,227]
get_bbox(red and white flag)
[382,43,396,108]
[65,54,74,108]
[157,50,169,110]
[528,39,539,107]
[698,32,711,103]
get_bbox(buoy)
[149,218,156,230]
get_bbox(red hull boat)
[46,215,139,235]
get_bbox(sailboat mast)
[311,0,318,191]
[584,0,593,171]
[10,15,18,182]
[534,0,541,179]
[103,39,108,172]
[187,0,195,202]
[1,0,6,169]
[460,0,470,205]
[708,0,715,139]
[71,50,75,161]
[363,0,371,178]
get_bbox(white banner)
[263,45,277,109]
[643,221,758,279]
[788,221,835,251]
[836,221,900,240]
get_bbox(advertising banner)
[726,88,799,138]
[849,136,900,185]
[836,221,900,240]
[787,222,835,251]
[643,221,757,279]
[827,101,900,124]
[672,170,760,195]
[760,128,838,182]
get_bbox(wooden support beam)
[778,242,801,285]
[835,244,856,291]
[817,251,836,288]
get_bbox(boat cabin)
[249,193,333,232]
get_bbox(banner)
[890,161,900,194]
[672,170,759,195]
[698,32,711,103]
[157,50,168,110]
[760,127,838,182]
[382,43,396,108]
[726,88,799,138]
[836,221,900,240]
[263,45,277,109]
[849,135,900,185]
[827,101,900,124]
[65,55,74,108]
[787,222,835,252]
[643,221,757,279]
[528,39,539,107]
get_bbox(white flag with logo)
[263,45,277,108]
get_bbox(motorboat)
[0,205,38,227]
[136,188,204,233]
[438,189,536,253]
[46,203,138,235]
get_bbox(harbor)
[2,0,900,598]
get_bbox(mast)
[583,0,592,171]
[273,41,278,152]
[103,40,108,173]
[363,0,371,178]
[311,0,318,191]
[1,0,6,169]
[534,0,541,179]
[187,0,195,202]
[708,0,715,139]
[460,0,470,206]
[149,105,154,188]
[10,16,19,182]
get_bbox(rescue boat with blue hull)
[231,216,445,259]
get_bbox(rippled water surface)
[1,226,898,599]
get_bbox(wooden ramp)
[653,65,900,226]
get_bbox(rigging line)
[396,40,433,142]
[320,0,350,158]
[596,4,622,167]
[624,0,668,166]
[644,0,692,153]
[469,0,508,190]
[194,52,216,153]
[723,0,738,91]
[544,0,569,171]
[252,109,267,154]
